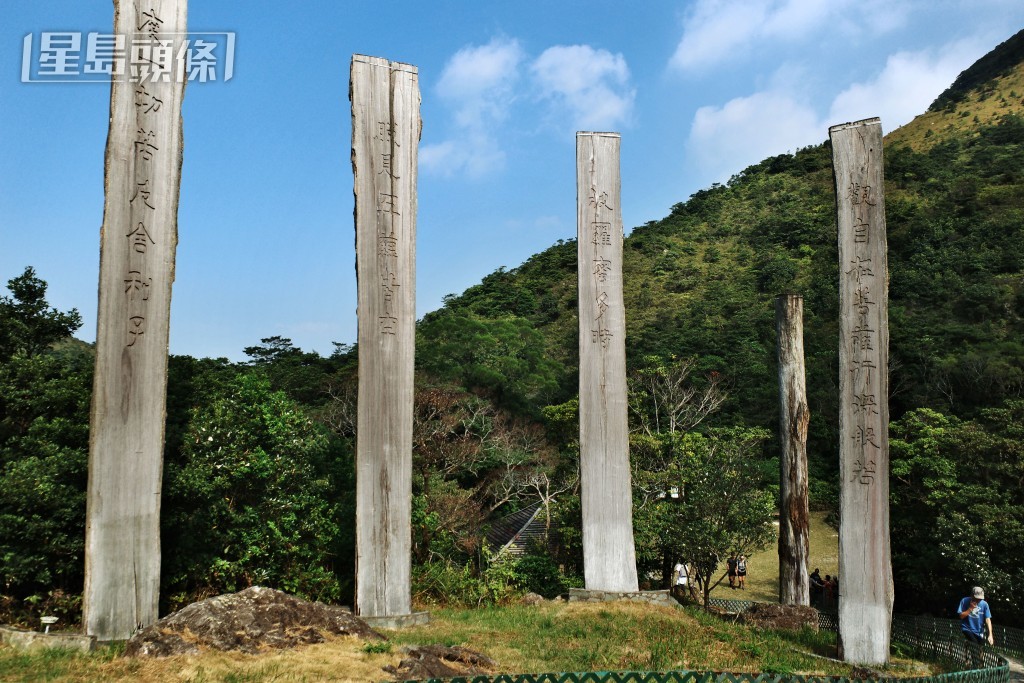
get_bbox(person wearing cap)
[958,586,994,656]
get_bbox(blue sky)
[3,1,1023,361]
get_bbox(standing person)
[809,568,824,607]
[672,561,689,599]
[958,586,994,666]
[823,575,835,609]
[727,554,738,589]
[736,554,747,590]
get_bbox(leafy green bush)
[162,373,351,609]
[412,553,523,607]
[514,550,574,599]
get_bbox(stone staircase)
[486,502,545,558]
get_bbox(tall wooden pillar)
[830,118,893,665]
[776,294,810,606]
[577,132,639,592]
[351,55,419,617]
[85,0,187,641]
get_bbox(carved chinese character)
[378,235,398,257]
[127,315,146,346]
[852,392,879,416]
[846,256,874,284]
[593,257,612,283]
[126,222,155,253]
[853,220,870,244]
[848,182,876,207]
[849,358,878,386]
[588,186,613,212]
[375,121,399,146]
[377,192,400,217]
[137,9,165,38]
[595,292,610,320]
[851,324,875,355]
[134,85,162,113]
[123,270,151,301]
[851,458,876,485]
[130,179,155,210]
[591,221,612,246]
[378,315,398,335]
[851,425,880,450]
[134,127,158,160]
[381,273,400,306]
[379,153,399,180]
[591,326,613,348]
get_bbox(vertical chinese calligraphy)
[351,55,419,619]
[830,117,893,665]
[576,132,639,593]
[125,39,165,348]
[86,0,187,643]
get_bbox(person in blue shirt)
[958,586,994,647]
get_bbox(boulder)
[737,603,818,631]
[520,592,545,606]
[125,586,383,657]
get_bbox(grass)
[709,510,839,603]
[885,62,1024,152]
[0,599,947,682]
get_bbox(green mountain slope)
[417,38,1024,619]
[425,75,1024,437]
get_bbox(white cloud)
[669,0,911,73]
[828,39,988,130]
[420,133,506,179]
[685,37,990,183]
[421,37,524,178]
[531,45,635,131]
[688,90,821,182]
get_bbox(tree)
[417,312,560,412]
[628,355,727,439]
[0,267,81,361]
[162,374,352,607]
[0,268,90,609]
[890,405,1024,624]
[633,428,776,607]
[242,336,335,406]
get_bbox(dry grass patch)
[0,635,400,682]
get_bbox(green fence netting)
[709,599,1023,661]
[405,664,1010,683]
[404,600,1014,683]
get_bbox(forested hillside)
[2,31,1023,628]
[417,28,1024,619]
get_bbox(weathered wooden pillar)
[351,55,419,617]
[830,118,893,665]
[84,0,187,641]
[577,132,639,592]
[776,294,810,606]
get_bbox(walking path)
[1005,654,1023,683]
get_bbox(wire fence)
[710,598,1020,668]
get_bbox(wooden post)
[776,293,810,606]
[830,118,893,665]
[84,0,187,641]
[577,132,639,592]
[351,55,419,617]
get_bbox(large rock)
[737,603,819,631]
[125,586,383,657]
